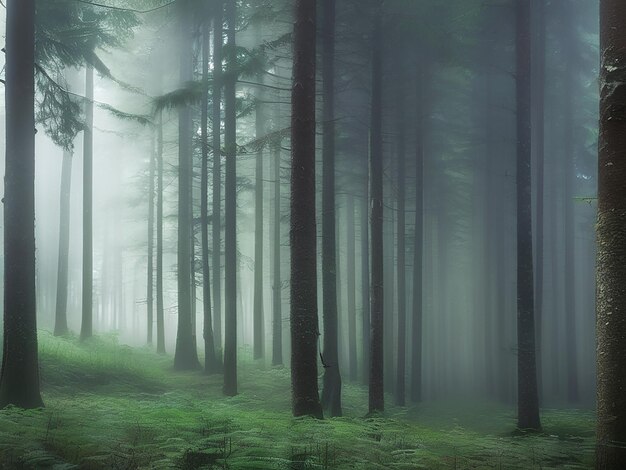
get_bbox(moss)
[0,332,595,469]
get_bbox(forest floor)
[0,332,595,469]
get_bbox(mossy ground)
[0,332,595,469]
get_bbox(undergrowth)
[0,332,595,469]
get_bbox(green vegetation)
[0,333,594,469]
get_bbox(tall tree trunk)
[0,0,43,409]
[596,1,626,466]
[223,0,238,396]
[347,195,357,383]
[54,149,72,336]
[369,0,385,414]
[253,76,265,361]
[272,140,283,366]
[202,17,218,374]
[212,0,224,358]
[147,130,156,345]
[174,0,200,370]
[395,74,406,406]
[515,0,541,431]
[320,0,342,417]
[361,191,370,386]
[156,111,166,354]
[410,65,425,403]
[291,0,323,419]
[80,63,94,341]
[532,0,546,403]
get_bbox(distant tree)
[223,0,239,396]
[253,67,265,362]
[174,0,200,370]
[346,195,357,383]
[369,0,385,415]
[147,125,156,346]
[596,1,626,467]
[291,0,324,419]
[271,139,283,367]
[515,0,541,431]
[156,111,166,354]
[0,0,44,409]
[320,0,343,418]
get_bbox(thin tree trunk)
[361,191,370,386]
[212,0,224,358]
[202,17,218,374]
[253,75,265,361]
[369,0,385,414]
[156,111,166,354]
[147,130,156,345]
[291,0,323,419]
[515,0,541,431]
[223,0,238,396]
[174,0,200,370]
[596,1,626,466]
[272,140,283,366]
[347,195,357,383]
[80,63,94,341]
[0,0,43,409]
[320,0,342,418]
[54,149,72,336]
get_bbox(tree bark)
[347,195,357,383]
[54,149,72,337]
[156,111,166,354]
[290,0,323,419]
[223,0,238,396]
[320,0,342,418]
[253,75,265,361]
[272,140,283,366]
[361,191,370,386]
[0,0,44,409]
[515,0,541,431]
[596,1,626,466]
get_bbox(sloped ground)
[0,333,595,469]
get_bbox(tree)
[369,0,384,415]
[596,1,626,466]
[147,125,156,346]
[253,73,265,361]
[515,0,541,431]
[320,0,342,418]
[156,111,166,354]
[272,139,283,366]
[54,147,72,337]
[174,0,200,370]
[223,0,238,396]
[0,0,44,409]
[291,0,323,419]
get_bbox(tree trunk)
[291,0,323,419]
[410,65,425,403]
[54,149,72,337]
[253,76,265,361]
[147,129,156,345]
[174,0,200,370]
[320,0,342,418]
[361,191,370,386]
[347,195,357,383]
[156,111,166,354]
[202,17,218,374]
[212,0,224,358]
[596,1,626,466]
[515,0,541,431]
[223,0,238,396]
[0,0,43,409]
[272,140,283,366]
[80,63,94,341]
[369,1,385,415]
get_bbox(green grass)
[0,332,595,469]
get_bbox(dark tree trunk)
[320,0,342,418]
[174,0,200,370]
[369,1,385,415]
[202,17,218,374]
[147,129,156,346]
[80,63,94,341]
[395,74,406,406]
[515,0,541,431]
[0,0,43,409]
[596,1,626,467]
[347,195,357,383]
[253,77,265,361]
[532,0,546,403]
[361,192,370,386]
[290,0,323,419]
[271,140,283,366]
[212,0,224,358]
[223,0,238,396]
[54,149,72,337]
[156,112,166,354]
[410,66,425,403]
